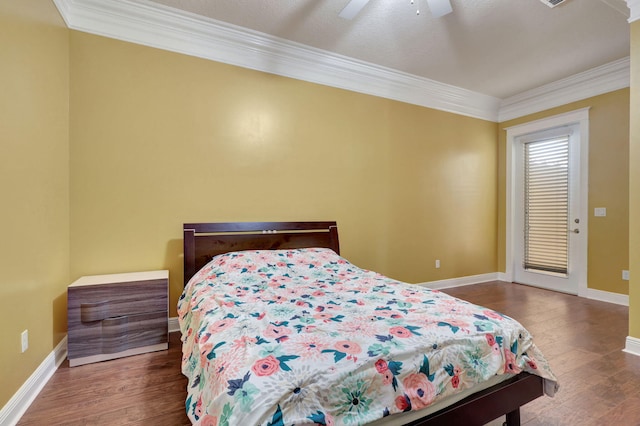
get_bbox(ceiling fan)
[338,0,592,20]
[339,0,453,20]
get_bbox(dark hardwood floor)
[445,282,640,426]
[18,332,190,426]
[18,282,640,425]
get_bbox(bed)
[179,221,558,426]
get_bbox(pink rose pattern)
[178,248,557,425]
[251,355,281,376]
[403,373,436,409]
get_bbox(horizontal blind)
[524,136,569,275]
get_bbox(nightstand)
[67,270,169,367]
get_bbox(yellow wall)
[630,23,639,338]
[2,1,634,412]
[68,31,499,315]
[0,0,69,408]
[497,89,630,295]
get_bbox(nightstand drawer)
[69,280,167,322]
[67,271,169,367]
[69,311,167,357]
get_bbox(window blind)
[523,136,570,275]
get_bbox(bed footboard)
[406,373,543,426]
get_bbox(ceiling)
[140,0,631,100]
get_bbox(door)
[506,109,589,296]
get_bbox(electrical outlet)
[21,330,28,353]
[435,259,440,269]
[622,270,630,281]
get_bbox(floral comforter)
[178,248,557,426]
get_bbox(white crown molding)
[600,0,631,17]
[52,0,501,122]
[0,337,67,426]
[52,0,630,123]
[499,57,630,122]
[627,0,640,22]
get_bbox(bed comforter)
[178,248,557,426]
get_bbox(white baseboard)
[419,274,631,308]
[416,273,500,290]
[497,272,510,282]
[169,316,180,333]
[585,288,629,306]
[1,318,182,425]
[623,336,640,357]
[0,336,68,426]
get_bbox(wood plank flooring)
[445,282,640,426]
[18,331,190,426]
[18,281,640,425]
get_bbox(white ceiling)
[142,0,630,100]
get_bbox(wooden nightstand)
[67,270,169,367]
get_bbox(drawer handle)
[80,301,109,322]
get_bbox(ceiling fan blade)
[339,0,370,20]
[426,0,452,17]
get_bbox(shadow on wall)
[164,238,184,312]
[53,291,68,344]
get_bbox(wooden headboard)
[183,221,339,286]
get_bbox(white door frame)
[504,108,590,297]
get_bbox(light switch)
[594,207,606,217]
